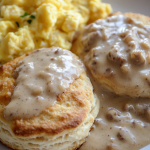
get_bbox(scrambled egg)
[0,0,111,63]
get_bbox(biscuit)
[72,13,150,98]
[0,49,99,150]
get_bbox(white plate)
[105,0,150,16]
[1,0,150,149]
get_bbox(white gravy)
[3,47,84,120]
[76,15,150,150]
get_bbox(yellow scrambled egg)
[0,0,111,63]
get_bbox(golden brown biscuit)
[72,13,150,98]
[0,50,99,150]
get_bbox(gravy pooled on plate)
[4,47,84,120]
[80,81,150,150]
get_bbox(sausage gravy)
[4,47,84,120]
[79,78,150,150]
[75,15,150,150]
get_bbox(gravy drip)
[4,47,84,120]
[79,78,150,150]
[80,15,150,97]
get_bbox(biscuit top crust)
[0,49,94,136]
[74,15,150,97]
[3,47,84,120]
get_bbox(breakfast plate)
[1,0,150,150]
